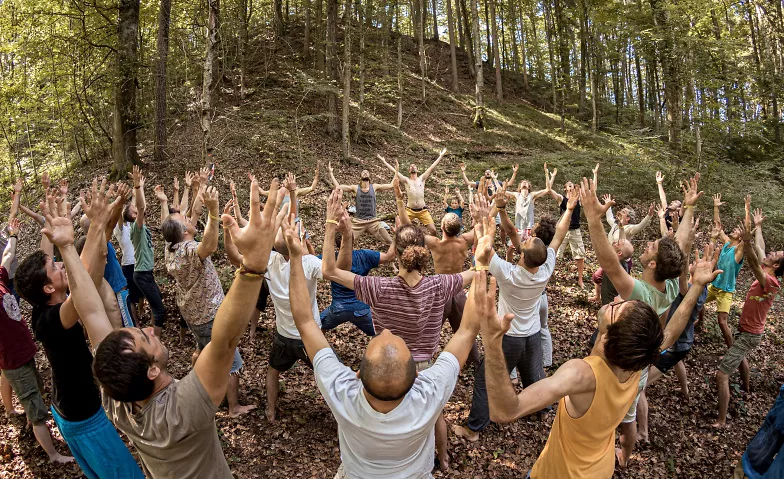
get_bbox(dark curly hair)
[604,300,663,372]
[653,238,685,282]
[16,250,52,308]
[533,216,556,247]
[93,329,156,402]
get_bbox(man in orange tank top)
[476,189,723,479]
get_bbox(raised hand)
[648,202,656,218]
[744,194,751,219]
[184,171,195,188]
[80,178,120,229]
[7,218,20,237]
[656,171,664,184]
[713,193,724,207]
[41,171,51,190]
[281,213,303,257]
[753,208,765,226]
[438,148,448,159]
[222,177,280,272]
[223,198,234,216]
[337,210,351,236]
[469,190,491,225]
[474,216,496,266]
[173,177,180,192]
[13,179,22,194]
[493,183,509,208]
[656,204,667,219]
[601,194,615,207]
[154,185,168,203]
[681,174,704,207]
[284,172,297,192]
[392,176,404,200]
[473,270,514,342]
[460,162,466,172]
[201,186,219,215]
[198,167,210,185]
[41,193,75,248]
[326,188,345,223]
[691,242,722,287]
[618,209,630,226]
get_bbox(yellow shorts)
[706,284,734,313]
[350,218,392,244]
[405,207,435,226]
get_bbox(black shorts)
[655,349,690,374]
[269,331,312,372]
[256,281,270,312]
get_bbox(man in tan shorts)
[328,162,395,244]
[379,148,447,236]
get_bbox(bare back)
[430,236,470,274]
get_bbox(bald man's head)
[359,330,416,402]
[615,239,634,261]
[79,215,91,234]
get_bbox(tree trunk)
[238,0,249,99]
[315,0,324,70]
[113,0,141,175]
[432,0,439,40]
[397,2,404,127]
[650,0,681,146]
[356,1,366,140]
[543,0,557,113]
[326,0,338,137]
[274,0,284,37]
[578,0,587,117]
[635,48,644,126]
[304,0,311,58]
[489,0,502,101]
[201,0,219,161]
[446,0,460,91]
[484,0,492,70]
[508,0,519,72]
[519,7,528,87]
[455,0,465,50]
[471,0,484,127]
[154,0,171,163]
[459,0,475,77]
[413,0,427,100]
[342,0,352,159]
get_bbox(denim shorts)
[189,320,244,374]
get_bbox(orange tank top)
[530,356,641,479]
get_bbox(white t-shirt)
[113,222,136,266]
[265,251,322,339]
[313,348,459,479]
[514,192,535,230]
[489,249,556,337]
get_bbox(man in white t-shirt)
[282,212,490,479]
[453,184,575,442]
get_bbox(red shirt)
[739,274,780,335]
[354,274,464,362]
[0,266,36,370]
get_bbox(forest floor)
[2,26,783,478]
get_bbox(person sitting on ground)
[16,179,143,478]
[0,217,74,465]
[89,176,280,477]
[396,178,480,365]
[443,186,465,224]
[319,212,396,336]
[452,181,573,443]
[714,208,784,428]
[379,149,447,236]
[482,236,721,479]
[695,193,746,346]
[328,162,396,244]
[158,184,256,418]
[322,187,476,472]
[290,204,488,479]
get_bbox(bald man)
[282,210,488,479]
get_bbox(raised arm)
[456,188,465,208]
[1,218,19,271]
[327,162,355,192]
[548,186,578,254]
[153,185,170,225]
[180,172,194,214]
[378,154,407,182]
[493,189,521,251]
[624,203,655,237]
[420,148,447,181]
[296,167,319,196]
[580,177,636,298]
[194,177,280,406]
[712,193,730,244]
[656,171,668,209]
[546,165,563,203]
[284,213,331,360]
[507,164,519,187]
[335,211,353,271]
[222,200,243,267]
[660,244,721,351]
[229,180,247,227]
[675,174,704,251]
[172,177,180,213]
[321,189,357,289]
[600,195,616,218]
[443,187,450,208]
[196,187,221,260]
[441,269,483,369]
[130,166,146,228]
[741,217,767,287]
[753,208,766,260]
[459,163,475,189]
[19,203,45,227]
[9,179,21,222]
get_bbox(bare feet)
[439,456,450,472]
[615,447,628,468]
[452,425,479,442]
[589,295,600,303]
[637,431,649,444]
[578,280,585,290]
[677,387,690,401]
[266,406,276,423]
[4,409,23,419]
[229,404,257,418]
[49,453,74,464]
[712,420,726,429]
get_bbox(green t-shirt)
[130,222,155,272]
[630,278,680,316]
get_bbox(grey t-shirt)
[313,348,459,478]
[102,369,232,479]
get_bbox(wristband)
[326,219,339,226]
[236,263,266,279]
[134,186,141,189]
[474,265,490,271]
[683,205,695,209]
[209,213,220,222]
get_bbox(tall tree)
[470,0,484,127]
[650,0,682,146]
[413,0,427,100]
[113,0,141,175]
[201,0,219,160]
[341,0,352,159]
[153,0,171,163]
[446,0,460,91]
[431,0,439,40]
[325,0,338,137]
[489,0,502,101]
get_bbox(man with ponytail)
[322,187,476,472]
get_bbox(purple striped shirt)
[354,274,464,361]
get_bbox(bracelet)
[209,213,220,222]
[236,263,266,279]
[474,265,490,271]
[325,219,339,226]
[134,186,141,189]
[684,205,695,209]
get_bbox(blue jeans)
[51,406,144,479]
[132,270,167,328]
[742,384,784,478]
[320,305,375,336]
[189,320,244,374]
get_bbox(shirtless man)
[327,162,395,244]
[394,176,480,364]
[379,148,447,235]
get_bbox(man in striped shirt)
[322,188,476,472]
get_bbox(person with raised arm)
[482,238,720,478]
[87,176,279,477]
[379,148,447,235]
[319,211,396,336]
[443,186,465,224]
[655,170,685,230]
[127,166,167,337]
[159,183,255,417]
[322,186,475,471]
[453,181,574,443]
[0,217,75,465]
[695,193,746,347]
[16,179,143,477]
[505,163,551,236]
[328,161,396,244]
[307,199,488,478]
[714,209,784,427]
[460,163,508,245]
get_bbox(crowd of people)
[0,155,781,479]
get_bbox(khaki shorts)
[406,207,435,226]
[351,218,391,243]
[719,331,762,375]
[557,229,586,260]
[415,359,435,372]
[622,366,649,424]
[706,284,734,313]
[2,359,47,425]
